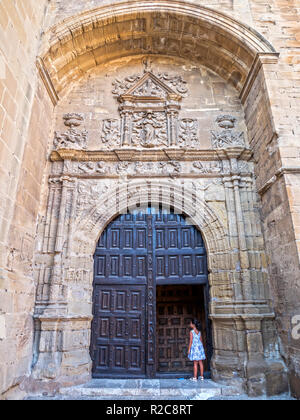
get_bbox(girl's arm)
[188,332,193,354]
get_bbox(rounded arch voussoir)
[72,180,230,271]
[39,0,277,101]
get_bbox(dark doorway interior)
[156,285,210,378]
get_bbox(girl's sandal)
[189,377,198,382]
[199,376,204,381]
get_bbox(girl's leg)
[199,361,204,378]
[193,361,198,379]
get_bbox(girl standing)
[188,319,206,382]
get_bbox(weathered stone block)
[0,315,6,340]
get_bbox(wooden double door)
[91,208,211,378]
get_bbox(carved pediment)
[119,72,182,102]
[100,58,201,150]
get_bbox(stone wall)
[47,0,254,29]
[36,0,300,396]
[0,0,54,399]
[243,0,300,399]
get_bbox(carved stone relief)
[53,69,247,154]
[192,161,222,174]
[76,181,110,218]
[238,161,251,174]
[179,119,199,148]
[78,162,108,174]
[100,66,200,150]
[53,160,226,177]
[131,111,168,148]
[74,177,227,225]
[112,62,188,97]
[54,113,88,150]
[211,115,245,149]
[100,119,120,148]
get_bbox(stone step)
[56,379,242,400]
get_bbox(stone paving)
[26,379,295,401]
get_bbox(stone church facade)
[0,0,299,399]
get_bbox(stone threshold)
[29,379,243,400]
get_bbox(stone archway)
[79,179,231,377]
[90,205,212,378]
[32,179,231,383]
[38,0,277,102]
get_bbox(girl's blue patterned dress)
[188,330,206,361]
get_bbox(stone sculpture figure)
[132,111,168,148]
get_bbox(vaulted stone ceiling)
[38,1,276,100]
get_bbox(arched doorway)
[90,206,212,379]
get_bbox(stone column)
[47,175,76,311]
[120,110,132,147]
[32,172,92,389]
[211,148,288,396]
[167,110,179,146]
[166,97,181,147]
[219,150,252,301]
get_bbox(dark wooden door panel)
[154,213,207,285]
[92,284,146,376]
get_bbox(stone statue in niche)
[54,113,88,150]
[211,115,245,149]
[132,111,168,148]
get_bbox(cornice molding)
[50,148,253,163]
[258,166,300,196]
